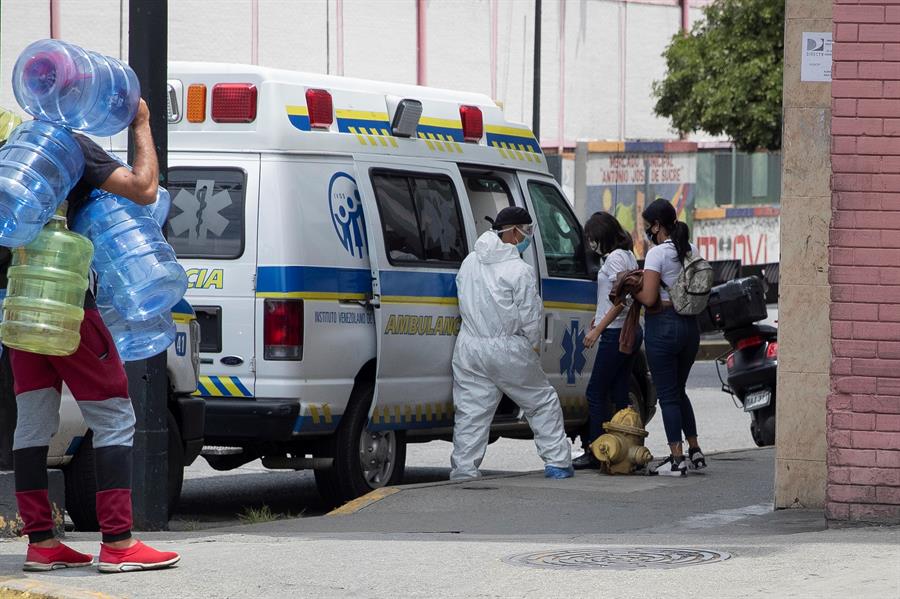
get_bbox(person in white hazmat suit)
[450,206,574,480]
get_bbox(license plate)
[744,389,772,412]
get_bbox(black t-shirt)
[66,134,121,223]
[67,135,121,309]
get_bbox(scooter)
[707,277,778,447]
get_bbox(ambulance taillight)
[306,89,333,128]
[264,299,303,361]
[211,83,258,123]
[459,105,483,142]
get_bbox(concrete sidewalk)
[0,448,898,598]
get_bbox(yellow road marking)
[327,487,401,516]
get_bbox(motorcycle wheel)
[751,406,776,447]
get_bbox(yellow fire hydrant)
[589,407,653,474]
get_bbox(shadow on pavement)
[172,466,458,528]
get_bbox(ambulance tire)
[314,381,406,508]
[64,412,184,531]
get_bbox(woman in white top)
[634,198,706,477]
[574,212,642,470]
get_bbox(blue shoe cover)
[544,465,575,479]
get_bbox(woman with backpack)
[634,198,709,477]
[573,212,642,470]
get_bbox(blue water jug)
[12,39,140,136]
[72,191,187,321]
[96,285,176,361]
[148,186,171,226]
[0,120,84,247]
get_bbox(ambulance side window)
[465,175,513,237]
[371,172,467,266]
[166,168,246,259]
[527,182,588,278]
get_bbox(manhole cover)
[503,547,731,571]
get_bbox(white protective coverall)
[450,230,572,479]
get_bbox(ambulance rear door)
[166,153,259,400]
[516,173,595,408]
[353,156,474,431]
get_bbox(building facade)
[827,0,900,523]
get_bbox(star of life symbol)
[329,172,367,258]
[560,319,587,385]
[169,179,232,243]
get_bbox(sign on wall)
[801,32,833,82]
[584,152,696,258]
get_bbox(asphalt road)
[173,360,754,528]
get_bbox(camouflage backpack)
[662,253,714,316]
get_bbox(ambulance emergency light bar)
[459,105,483,142]
[306,88,334,128]
[387,97,422,138]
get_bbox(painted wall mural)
[583,148,697,259]
[692,208,780,266]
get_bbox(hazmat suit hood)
[474,228,523,265]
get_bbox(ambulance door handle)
[544,312,556,344]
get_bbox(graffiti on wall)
[584,153,696,258]
[692,214,780,266]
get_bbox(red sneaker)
[23,542,93,571]
[98,540,180,573]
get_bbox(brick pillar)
[829,0,900,524]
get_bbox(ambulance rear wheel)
[314,381,406,508]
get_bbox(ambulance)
[164,63,656,506]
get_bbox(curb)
[325,471,534,516]
[0,577,122,599]
[327,487,400,516]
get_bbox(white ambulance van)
[165,62,655,506]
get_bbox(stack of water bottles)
[0,39,187,360]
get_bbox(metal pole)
[128,0,170,531]
[416,0,427,85]
[532,0,541,141]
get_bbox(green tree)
[652,0,785,151]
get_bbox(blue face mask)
[516,237,532,254]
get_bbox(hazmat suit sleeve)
[513,263,543,350]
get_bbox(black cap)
[490,206,533,230]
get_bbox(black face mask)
[645,227,656,244]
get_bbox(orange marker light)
[187,84,207,123]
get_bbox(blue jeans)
[645,308,700,445]
[582,326,643,448]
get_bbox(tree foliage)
[652,0,785,151]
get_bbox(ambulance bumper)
[203,398,301,443]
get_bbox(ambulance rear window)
[371,172,467,266]
[165,168,246,259]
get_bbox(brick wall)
[829,0,900,524]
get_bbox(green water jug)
[1,215,93,355]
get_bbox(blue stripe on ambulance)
[541,278,596,312]
[286,105,311,131]
[416,124,464,142]
[257,265,371,299]
[485,132,542,154]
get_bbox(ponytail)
[672,220,691,262]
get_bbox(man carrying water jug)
[8,99,181,573]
